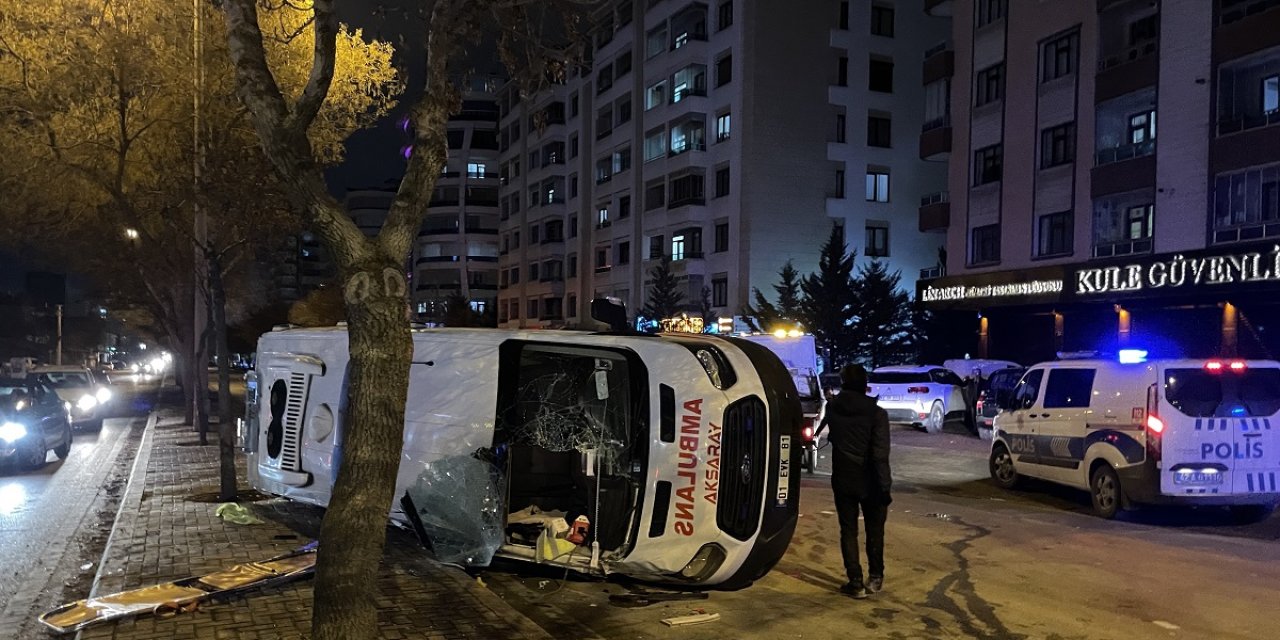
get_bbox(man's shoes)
[867,577,884,593]
[839,582,869,599]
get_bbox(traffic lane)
[0,403,148,633]
[812,424,1280,540]
[482,476,1280,640]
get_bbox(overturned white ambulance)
[241,321,802,588]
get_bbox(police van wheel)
[924,402,945,434]
[989,444,1020,489]
[1090,465,1122,519]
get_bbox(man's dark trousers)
[834,485,887,584]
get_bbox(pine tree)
[800,225,858,367]
[742,260,805,332]
[851,260,916,368]
[641,257,685,328]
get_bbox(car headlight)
[77,394,98,411]
[678,543,727,582]
[0,422,27,443]
[96,387,112,403]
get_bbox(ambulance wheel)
[1090,464,1122,519]
[1229,504,1275,524]
[924,401,945,434]
[989,444,1021,489]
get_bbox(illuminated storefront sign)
[921,279,1064,302]
[1074,245,1280,295]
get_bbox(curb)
[74,411,157,640]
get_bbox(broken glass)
[403,452,505,566]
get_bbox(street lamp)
[124,228,139,240]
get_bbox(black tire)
[53,423,72,460]
[1090,464,1122,519]
[924,401,945,434]
[989,443,1021,489]
[1229,504,1275,525]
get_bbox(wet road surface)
[481,426,1280,639]
[0,384,154,636]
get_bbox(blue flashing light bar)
[1117,349,1149,364]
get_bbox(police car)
[989,351,1280,520]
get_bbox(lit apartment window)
[865,225,889,257]
[646,80,667,110]
[716,113,731,141]
[865,170,889,202]
[1040,122,1075,169]
[1267,75,1280,113]
[871,4,894,37]
[671,233,686,261]
[973,145,1003,186]
[869,58,893,93]
[671,65,707,102]
[1038,211,1073,256]
[467,162,486,178]
[971,224,1000,263]
[975,64,1003,106]
[1127,204,1154,240]
[868,114,891,148]
[597,205,610,227]
[644,128,667,162]
[1129,110,1156,144]
[976,0,1006,27]
[1042,32,1078,83]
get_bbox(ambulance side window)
[1013,370,1044,410]
[1043,369,1096,408]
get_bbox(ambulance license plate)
[775,436,791,506]
[1174,472,1224,485]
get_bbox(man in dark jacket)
[814,364,892,599]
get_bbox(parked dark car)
[0,377,73,470]
[975,367,1026,437]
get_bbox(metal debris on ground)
[214,502,264,525]
[660,609,720,626]
[925,513,954,521]
[79,563,94,571]
[609,591,710,608]
[38,543,318,634]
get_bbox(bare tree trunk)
[195,318,211,445]
[310,263,412,640]
[209,253,237,500]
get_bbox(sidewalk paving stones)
[76,410,552,640]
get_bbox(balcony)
[421,225,461,236]
[1216,0,1280,61]
[922,44,954,85]
[1091,153,1155,197]
[918,192,950,232]
[1211,122,1280,173]
[1095,42,1157,103]
[1095,139,1155,166]
[1218,110,1280,136]
[919,117,951,161]
[924,0,953,17]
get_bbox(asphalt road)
[0,382,156,637]
[482,426,1280,639]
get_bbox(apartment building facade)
[919,0,1280,363]
[496,0,949,329]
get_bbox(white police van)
[989,352,1280,520]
